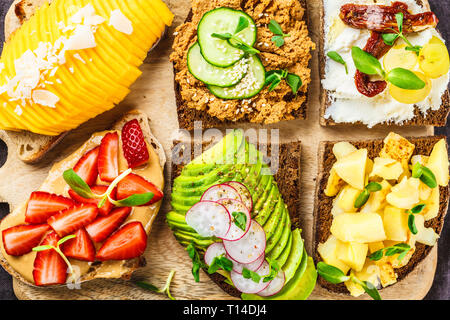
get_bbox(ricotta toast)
[320,0,450,127]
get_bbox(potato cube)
[317,236,351,274]
[337,185,360,212]
[376,260,398,287]
[331,212,386,243]
[361,180,392,213]
[410,155,429,167]
[386,177,420,209]
[337,242,368,272]
[427,139,449,187]
[370,157,403,180]
[334,149,367,190]
[380,132,415,169]
[414,214,439,246]
[333,142,357,160]
[325,167,345,197]
[383,206,409,242]
[345,261,381,297]
[423,186,439,221]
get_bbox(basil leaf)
[420,166,437,189]
[32,245,54,252]
[366,182,382,192]
[63,169,94,199]
[396,12,404,33]
[408,213,418,235]
[268,19,284,36]
[354,189,370,209]
[351,46,384,76]
[386,68,426,90]
[410,204,426,214]
[113,192,154,207]
[362,280,382,300]
[232,211,247,231]
[235,16,249,34]
[286,73,302,95]
[412,162,424,178]
[211,32,233,40]
[242,268,261,283]
[327,51,348,74]
[135,281,160,292]
[271,35,285,47]
[317,262,350,284]
[368,249,384,261]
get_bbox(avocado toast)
[313,133,449,297]
[167,130,317,299]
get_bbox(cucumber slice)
[208,55,265,99]
[187,42,248,87]
[198,8,256,67]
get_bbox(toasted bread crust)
[318,0,450,127]
[313,136,450,294]
[173,0,311,131]
[170,138,301,298]
[0,110,165,287]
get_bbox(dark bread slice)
[313,135,450,294]
[318,0,450,127]
[170,138,301,298]
[173,0,311,131]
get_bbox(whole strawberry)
[121,120,150,169]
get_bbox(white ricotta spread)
[322,0,450,127]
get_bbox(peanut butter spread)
[170,0,315,124]
[0,130,164,284]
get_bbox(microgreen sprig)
[242,267,261,283]
[211,17,260,55]
[368,243,411,262]
[407,203,426,235]
[268,19,291,47]
[63,168,154,208]
[317,262,381,300]
[135,270,177,300]
[186,242,207,282]
[382,13,422,55]
[412,162,437,188]
[232,211,247,232]
[207,254,233,274]
[33,234,77,276]
[327,51,348,74]
[263,259,280,283]
[352,46,425,90]
[354,182,382,209]
[264,69,302,94]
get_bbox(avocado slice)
[266,211,291,260]
[276,231,293,268]
[254,183,278,226]
[282,229,305,283]
[241,254,317,300]
[264,199,287,253]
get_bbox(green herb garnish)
[351,46,425,90]
[327,51,348,74]
[412,162,437,188]
[33,234,77,276]
[317,262,381,300]
[207,255,233,274]
[232,211,247,232]
[135,270,177,300]
[268,19,291,47]
[263,259,280,283]
[63,168,153,208]
[368,243,411,262]
[354,182,382,208]
[264,69,302,94]
[406,204,426,235]
[381,13,422,55]
[235,16,249,34]
[186,242,207,282]
[242,267,261,283]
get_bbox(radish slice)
[185,201,231,238]
[223,220,266,264]
[204,242,226,266]
[201,184,242,203]
[227,252,265,274]
[257,269,285,297]
[230,260,271,294]
[225,181,253,212]
[217,198,251,241]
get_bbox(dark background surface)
[0,0,448,300]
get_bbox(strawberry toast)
[0,110,166,286]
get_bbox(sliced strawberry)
[61,228,95,262]
[33,232,68,286]
[47,204,98,237]
[68,185,116,216]
[85,207,132,243]
[96,221,147,261]
[98,132,119,182]
[121,119,150,169]
[25,191,75,224]
[2,224,50,256]
[73,146,99,186]
[116,173,163,205]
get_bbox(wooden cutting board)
[0,0,437,300]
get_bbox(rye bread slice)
[318,0,450,127]
[170,138,301,298]
[313,136,450,294]
[173,0,311,131]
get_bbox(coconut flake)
[65,25,97,50]
[32,90,59,108]
[109,10,133,35]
